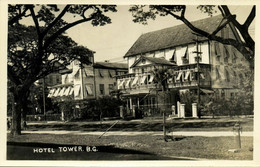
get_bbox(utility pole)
[193,34,203,118]
[43,77,46,121]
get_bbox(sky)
[21,5,255,63]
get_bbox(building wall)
[94,68,117,98]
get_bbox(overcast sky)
[20,5,255,63]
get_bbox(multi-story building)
[47,57,128,102]
[116,15,250,116]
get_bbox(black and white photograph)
[1,0,259,166]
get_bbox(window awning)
[140,75,147,84]
[184,71,190,80]
[176,71,183,81]
[215,42,220,56]
[74,85,81,97]
[99,70,104,77]
[58,87,66,96]
[53,88,61,97]
[125,79,131,88]
[181,47,188,58]
[109,70,115,77]
[200,73,205,80]
[148,75,154,83]
[85,68,94,77]
[118,79,125,87]
[85,85,93,95]
[47,89,55,98]
[72,68,80,76]
[69,87,74,95]
[224,45,230,58]
[131,77,139,87]
[64,87,71,96]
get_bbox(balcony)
[116,64,211,91]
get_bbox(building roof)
[131,56,176,68]
[125,15,224,57]
[94,62,128,70]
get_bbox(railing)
[116,64,211,90]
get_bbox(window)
[142,68,145,74]
[85,84,93,96]
[99,84,105,95]
[109,84,114,94]
[109,84,114,90]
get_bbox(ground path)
[19,130,253,137]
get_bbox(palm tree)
[151,67,171,141]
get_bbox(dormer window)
[142,59,146,64]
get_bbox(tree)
[151,67,171,141]
[129,5,255,69]
[8,5,117,135]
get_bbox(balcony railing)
[116,64,211,91]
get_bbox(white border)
[1,0,259,166]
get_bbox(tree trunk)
[10,89,29,136]
[11,98,22,136]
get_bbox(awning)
[58,87,66,96]
[201,88,214,94]
[47,89,55,98]
[74,85,81,97]
[53,88,61,97]
[184,71,191,80]
[118,79,125,87]
[224,45,230,58]
[140,75,147,84]
[125,79,131,88]
[109,70,115,77]
[176,71,183,81]
[99,69,104,77]
[214,42,220,56]
[72,68,80,76]
[131,77,139,87]
[85,68,94,76]
[64,87,71,96]
[148,75,154,83]
[69,87,74,95]
[200,73,205,80]
[181,47,188,58]
[85,85,93,95]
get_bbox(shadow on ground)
[27,121,245,132]
[7,142,190,160]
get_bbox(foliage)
[129,5,255,69]
[201,67,253,117]
[57,101,75,121]
[8,4,117,135]
[81,96,124,120]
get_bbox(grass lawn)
[7,133,253,160]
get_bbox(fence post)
[180,104,185,118]
[192,103,198,118]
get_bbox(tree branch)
[43,16,93,50]
[8,6,29,26]
[243,6,255,29]
[28,6,41,36]
[41,5,71,37]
